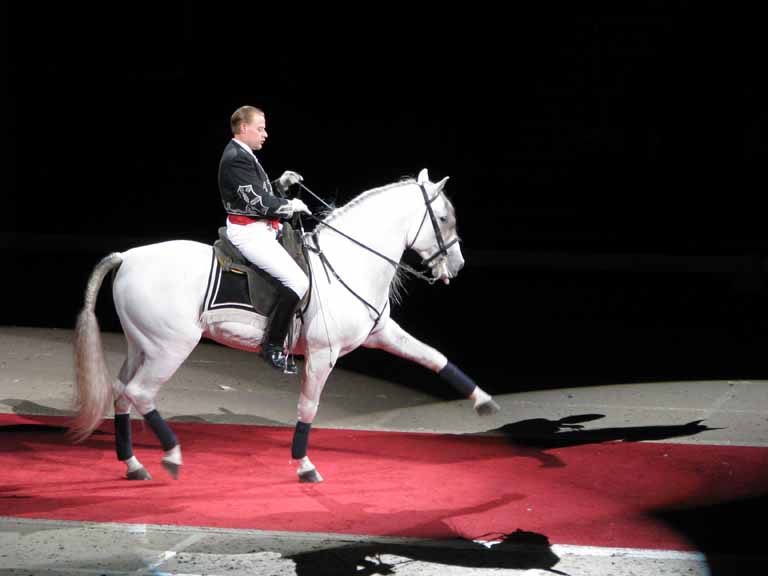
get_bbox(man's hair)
[230,106,265,135]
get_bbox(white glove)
[279,170,304,190]
[289,198,312,215]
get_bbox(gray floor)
[1,327,767,575]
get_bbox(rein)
[298,182,454,285]
[294,179,457,355]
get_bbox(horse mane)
[320,177,417,226]
[317,177,416,306]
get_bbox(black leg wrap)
[439,361,478,397]
[115,413,133,461]
[291,421,312,460]
[143,409,178,451]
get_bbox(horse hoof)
[475,399,501,416]
[298,468,324,483]
[126,467,152,481]
[162,460,181,479]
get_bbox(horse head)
[410,169,465,285]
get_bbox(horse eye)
[439,216,448,223]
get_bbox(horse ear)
[417,168,430,184]
[435,176,450,192]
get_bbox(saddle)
[212,222,310,317]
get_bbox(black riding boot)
[261,290,300,373]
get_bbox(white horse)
[72,169,500,482]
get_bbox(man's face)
[241,114,268,150]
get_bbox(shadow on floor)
[288,529,569,576]
[653,492,768,576]
[476,414,717,467]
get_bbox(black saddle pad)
[206,223,309,317]
[203,256,269,315]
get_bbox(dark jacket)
[218,140,292,219]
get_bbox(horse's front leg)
[291,347,336,483]
[364,319,500,415]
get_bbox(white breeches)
[225,220,309,298]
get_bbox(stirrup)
[284,354,298,375]
[261,344,296,374]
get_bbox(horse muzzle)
[432,257,462,285]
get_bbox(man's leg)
[226,221,308,371]
[262,287,301,371]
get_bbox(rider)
[218,105,311,372]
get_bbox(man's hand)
[279,170,304,190]
[289,198,312,215]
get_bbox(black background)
[3,4,768,571]
[3,3,766,392]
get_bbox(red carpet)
[1,413,767,551]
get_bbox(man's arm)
[227,154,293,218]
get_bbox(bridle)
[299,182,458,285]
[407,183,460,269]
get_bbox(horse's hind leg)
[113,343,152,480]
[121,335,200,479]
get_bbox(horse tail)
[70,252,123,443]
